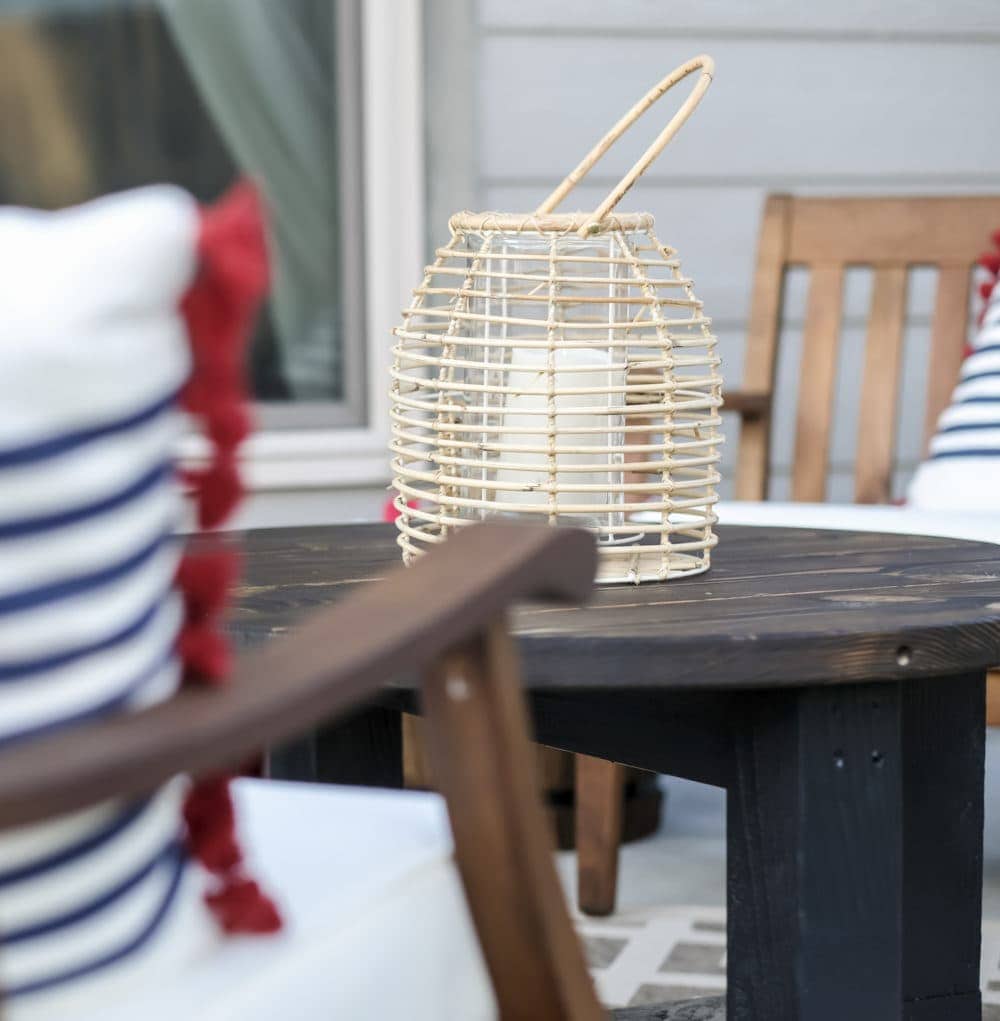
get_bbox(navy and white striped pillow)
[0,187,209,1000]
[909,267,1000,508]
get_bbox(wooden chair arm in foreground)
[0,523,607,1021]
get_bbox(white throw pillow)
[0,184,271,1005]
[908,254,1000,510]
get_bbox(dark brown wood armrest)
[0,524,596,828]
[723,389,771,418]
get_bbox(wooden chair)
[728,194,1000,503]
[578,193,1000,918]
[0,522,704,1019]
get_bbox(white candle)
[489,345,625,531]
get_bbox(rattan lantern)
[390,56,723,583]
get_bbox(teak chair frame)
[730,193,1000,504]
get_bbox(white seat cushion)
[712,500,1000,546]
[12,780,496,1021]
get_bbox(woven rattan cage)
[391,56,723,583]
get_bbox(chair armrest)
[0,523,596,828]
[723,389,771,418]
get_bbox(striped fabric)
[909,271,1000,509]
[0,186,206,1000]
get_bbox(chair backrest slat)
[736,195,791,501]
[737,195,1000,504]
[791,264,844,502]
[785,196,1000,264]
[855,266,908,504]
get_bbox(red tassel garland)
[174,179,282,936]
[179,178,266,530]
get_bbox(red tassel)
[188,457,243,532]
[205,878,282,934]
[180,179,268,535]
[184,777,233,826]
[179,378,208,416]
[178,624,230,683]
[382,493,418,523]
[183,777,241,871]
[176,548,237,684]
[194,829,243,873]
[177,551,238,622]
[207,402,253,450]
[979,280,995,303]
[978,251,1000,275]
[196,181,270,298]
[184,777,283,934]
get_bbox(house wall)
[429,0,1000,503]
[256,0,1000,526]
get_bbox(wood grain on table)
[231,523,1000,690]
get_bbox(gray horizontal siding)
[479,0,1000,39]
[424,1,1000,501]
[480,37,999,182]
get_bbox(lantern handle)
[535,54,714,238]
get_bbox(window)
[166,0,366,427]
[0,0,423,494]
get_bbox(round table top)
[230,522,1000,690]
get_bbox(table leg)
[728,682,905,1020]
[576,754,624,916]
[315,705,403,787]
[265,732,316,780]
[900,673,984,1020]
[727,676,984,1021]
[267,704,403,787]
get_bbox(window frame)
[180,0,425,491]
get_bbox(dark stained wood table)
[231,522,1000,1021]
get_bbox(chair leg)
[987,669,1000,726]
[422,619,605,1020]
[576,754,623,917]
